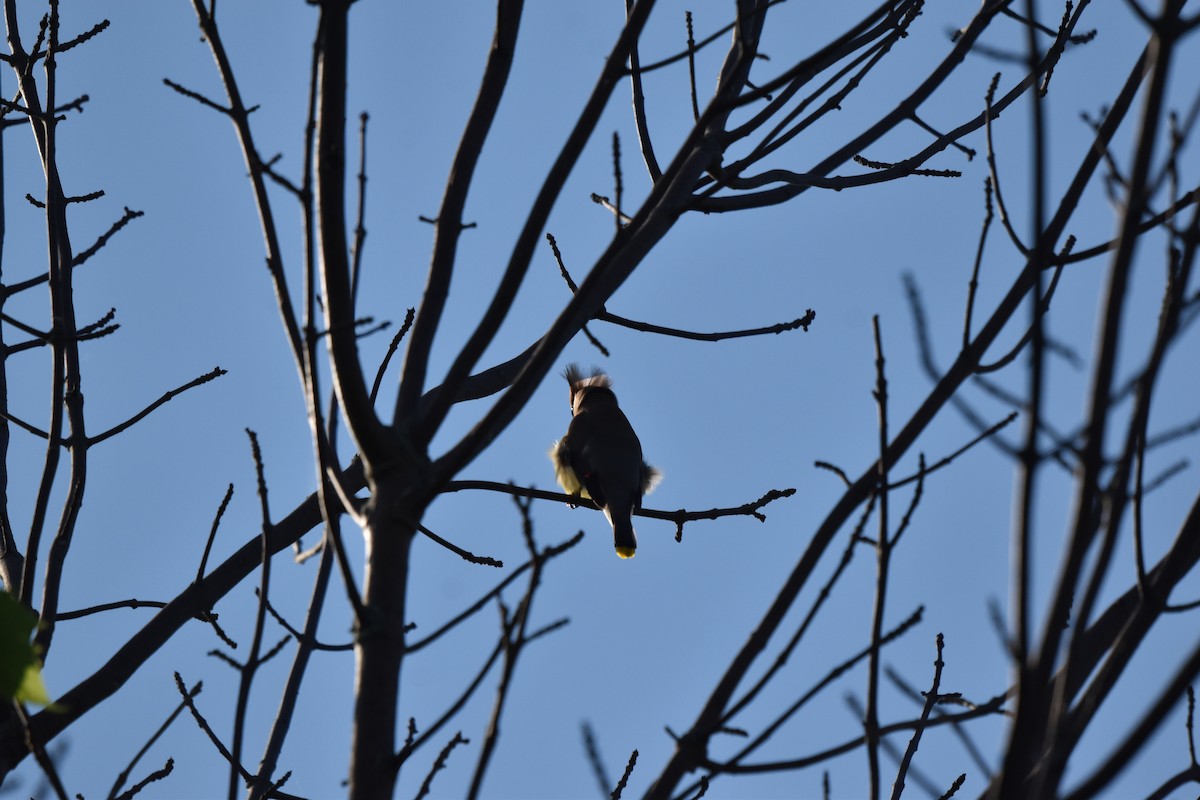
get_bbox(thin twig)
[414,732,469,800]
[112,758,174,800]
[369,307,415,404]
[89,367,227,446]
[350,111,369,303]
[612,131,623,234]
[890,633,946,800]
[392,639,504,773]
[865,315,891,800]
[197,483,235,583]
[258,577,353,652]
[814,460,852,486]
[701,692,1010,774]
[962,177,994,349]
[720,493,876,726]
[441,480,795,540]
[597,307,815,341]
[54,598,168,621]
[582,721,612,797]
[717,606,924,776]
[686,11,700,121]
[417,521,503,568]
[405,531,582,654]
[888,453,925,549]
[467,494,551,799]
[888,413,1018,489]
[625,0,662,181]
[885,666,994,780]
[162,77,231,115]
[106,681,198,800]
[174,672,247,782]
[611,749,638,800]
[72,206,144,267]
[14,702,70,800]
[229,429,276,800]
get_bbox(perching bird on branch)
[550,364,660,559]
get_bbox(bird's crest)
[563,363,614,414]
[563,363,612,391]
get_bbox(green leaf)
[0,593,53,707]
[15,662,51,706]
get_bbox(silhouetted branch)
[89,367,227,446]
[984,72,1029,255]
[417,521,503,568]
[467,494,560,799]
[0,408,51,440]
[1064,642,1200,800]
[718,494,874,730]
[597,308,815,342]
[889,412,1018,489]
[885,666,994,781]
[712,606,924,781]
[54,599,168,621]
[703,692,1010,775]
[391,639,503,774]
[625,0,662,182]
[611,132,624,234]
[197,483,235,583]
[369,306,415,404]
[890,633,946,800]
[582,721,612,798]
[174,672,244,781]
[106,680,198,800]
[814,460,852,487]
[962,177,994,348]
[414,732,469,800]
[611,749,638,800]
[72,206,144,267]
[111,758,174,800]
[257,578,352,653]
[54,17,110,53]
[405,530,583,654]
[162,77,231,116]
[12,703,69,800]
[864,314,892,799]
[443,479,795,542]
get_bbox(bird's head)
[563,363,617,416]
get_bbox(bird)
[550,364,660,559]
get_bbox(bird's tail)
[605,506,638,559]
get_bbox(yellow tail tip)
[615,546,636,559]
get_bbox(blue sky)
[4,2,1199,798]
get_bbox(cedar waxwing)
[550,364,660,558]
